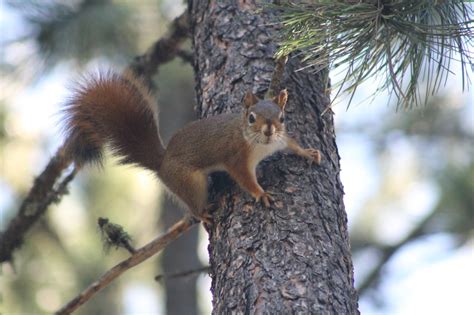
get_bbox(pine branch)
[55,217,198,315]
[274,0,474,108]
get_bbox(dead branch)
[0,148,74,263]
[0,11,191,263]
[55,217,198,315]
[127,12,190,81]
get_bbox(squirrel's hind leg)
[160,164,211,224]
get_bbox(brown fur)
[62,73,321,221]
[63,70,165,171]
[273,89,288,110]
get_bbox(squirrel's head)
[242,89,288,146]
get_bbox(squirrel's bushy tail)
[62,70,165,173]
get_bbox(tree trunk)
[190,1,359,313]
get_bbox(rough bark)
[190,1,359,313]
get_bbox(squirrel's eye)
[279,115,285,123]
[248,113,256,124]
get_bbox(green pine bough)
[275,0,473,109]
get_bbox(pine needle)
[274,0,473,109]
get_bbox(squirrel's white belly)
[248,140,287,171]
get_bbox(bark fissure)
[191,1,358,313]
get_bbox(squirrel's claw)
[200,212,213,225]
[189,211,213,225]
[305,148,321,165]
[256,191,273,208]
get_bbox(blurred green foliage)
[430,160,473,243]
[347,96,473,300]
[275,0,473,109]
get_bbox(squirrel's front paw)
[190,211,213,226]
[305,148,321,165]
[199,213,213,225]
[256,191,273,207]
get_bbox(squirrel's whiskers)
[62,71,321,223]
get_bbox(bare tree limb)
[0,148,75,263]
[127,12,190,81]
[55,217,198,315]
[0,11,191,264]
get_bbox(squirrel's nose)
[263,123,274,137]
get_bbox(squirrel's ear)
[273,89,288,110]
[243,91,259,109]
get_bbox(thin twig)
[56,217,198,315]
[155,265,210,282]
[0,12,191,264]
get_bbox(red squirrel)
[62,70,321,223]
